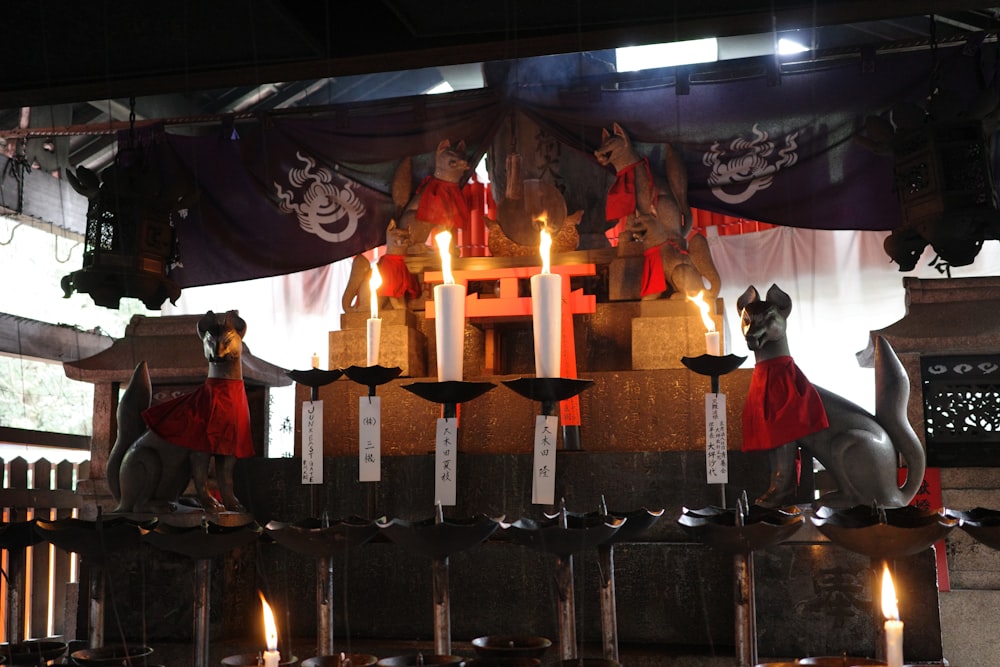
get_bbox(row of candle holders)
[3,501,988,667]
[8,501,996,562]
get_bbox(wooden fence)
[0,456,88,644]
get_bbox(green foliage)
[0,219,150,435]
[0,356,93,435]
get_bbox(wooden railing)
[0,456,89,643]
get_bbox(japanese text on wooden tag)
[705,393,729,484]
[301,400,323,484]
[359,396,381,482]
[532,415,559,505]
[435,417,458,506]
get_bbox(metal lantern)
[62,127,191,310]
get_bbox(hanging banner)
[705,393,729,484]
[301,400,323,484]
[435,417,458,506]
[359,396,381,482]
[532,415,559,505]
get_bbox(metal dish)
[471,635,552,659]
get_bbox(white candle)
[881,564,904,667]
[259,592,281,667]
[531,227,562,377]
[705,331,721,356]
[367,253,382,367]
[434,230,465,382]
[688,290,720,355]
[311,352,320,369]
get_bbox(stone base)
[331,308,427,377]
[609,253,644,301]
[631,298,726,370]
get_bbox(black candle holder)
[680,353,746,393]
[344,364,403,396]
[502,377,594,451]
[287,367,345,401]
[401,380,496,418]
[502,377,593,416]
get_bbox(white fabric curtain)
[708,226,1000,412]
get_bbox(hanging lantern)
[62,118,193,310]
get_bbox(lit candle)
[367,252,382,367]
[882,564,904,667]
[530,223,562,378]
[311,352,320,369]
[688,290,720,355]
[259,591,280,667]
[434,230,465,381]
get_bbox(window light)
[616,38,719,71]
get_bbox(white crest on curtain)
[702,124,799,204]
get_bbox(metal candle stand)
[810,504,958,664]
[139,517,260,667]
[378,507,500,656]
[393,378,496,656]
[286,365,399,658]
[343,364,404,398]
[0,521,47,645]
[680,353,746,396]
[503,503,624,661]
[501,377,594,451]
[678,497,805,667]
[287,367,347,516]
[400,379,496,420]
[575,502,664,662]
[33,515,151,651]
[264,516,380,658]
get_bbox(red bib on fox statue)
[605,158,657,221]
[415,175,470,233]
[742,355,829,452]
[142,378,255,458]
[378,253,420,299]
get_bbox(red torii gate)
[424,263,597,425]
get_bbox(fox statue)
[595,122,720,300]
[108,311,252,514]
[738,284,925,508]
[394,139,471,254]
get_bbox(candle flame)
[259,591,278,651]
[881,564,899,621]
[435,230,454,285]
[368,258,382,319]
[539,226,553,274]
[688,291,716,332]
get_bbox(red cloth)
[378,253,420,299]
[142,378,255,458]
[742,356,829,452]
[641,244,667,296]
[606,158,656,221]
[415,176,470,231]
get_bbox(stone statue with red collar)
[594,122,720,300]
[395,139,471,254]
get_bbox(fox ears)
[436,139,467,155]
[736,284,792,317]
[198,310,247,339]
[600,122,629,142]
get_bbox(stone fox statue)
[738,284,925,508]
[594,122,720,300]
[394,139,470,254]
[108,311,253,514]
